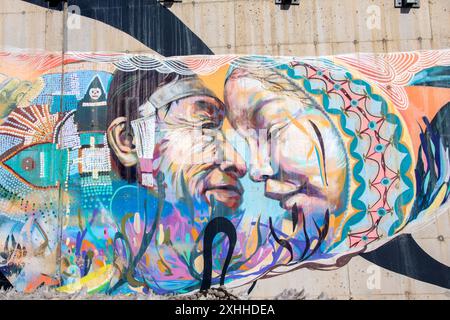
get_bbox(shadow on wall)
[21,0,213,56]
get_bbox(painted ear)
[107,117,138,167]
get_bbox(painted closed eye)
[267,122,288,141]
[193,100,224,127]
[201,121,220,130]
[170,111,222,130]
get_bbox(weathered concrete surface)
[0,0,449,300]
[1,0,449,55]
[169,0,450,55]
[0,0,152,53]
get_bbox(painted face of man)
[108,85,247,211]
[151,95,247,210]
[224,68,348,226]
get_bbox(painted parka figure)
[0,50,448,294]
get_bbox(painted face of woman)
[224,68,348,235]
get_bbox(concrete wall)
[2,0,449,55]
[170,0,450,55]
[0,0,449,299]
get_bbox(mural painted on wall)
[0,50,449,294]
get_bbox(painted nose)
[219,141,247,178]
[248,138,275,182]
[219,154,247,178]
[249,163,274,182]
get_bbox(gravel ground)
[0,287,330,300]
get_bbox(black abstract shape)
[303,209,330,261]
[291,203,299,232]
[269,217,294,263]
[298,207,309,261]
[0,271,13,290]
[361,234,450,289]
[296,208,330,262]
[11,235,16,249]
[247,280,257,295]
[21,0,213,56]
[200,216,237,291]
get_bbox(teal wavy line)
[386,114,414,235]
[282,64,350,220]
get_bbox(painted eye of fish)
[21,157,35,171]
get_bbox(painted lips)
[203,174,244,211]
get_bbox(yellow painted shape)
[57,265,113,294]
[420,184,448,219]
[245,217,260,256]
[198,64,230,103]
